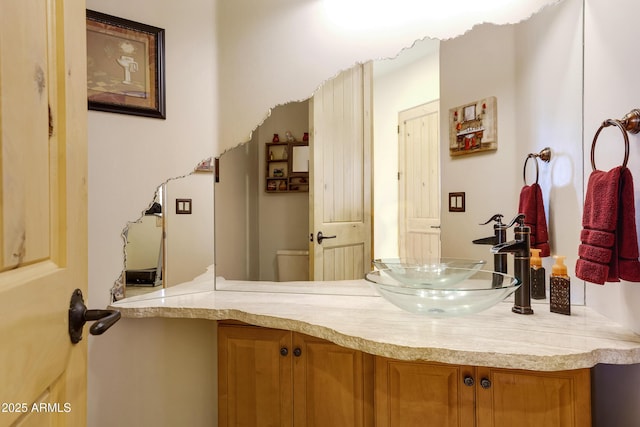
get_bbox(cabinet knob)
[480,378,492,389]
[293,347,302,357]
[463,375,475,387]
[280,347,289,357]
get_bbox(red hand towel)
[576,167,620,284]
[617,168,640,282]
[576,166,640,284]
[518,183,550,257]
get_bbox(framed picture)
[86,10,166,119]
[449,96,497,157]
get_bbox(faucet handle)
[479,214,504,226]
[507,213,526,228]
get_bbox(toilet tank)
[276,250,309,281]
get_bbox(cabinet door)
[218,324,293,427]
[293,333,374,427]
[476,367,591,427]
[374,357,475,427]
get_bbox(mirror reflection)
[118,0,584,305]
[122,190,164,298]
[215,102,310,282]
[214,0,585,304]
[115,166,215,300]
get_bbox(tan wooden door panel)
[218,324,293,427]
[476,367,592,427]
[0,1,88,425]
[310,63,372,280]
[375,357,475,427]
[293,334,373,426]
[398,100,441,262]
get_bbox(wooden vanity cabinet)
[219,323,591,427]
[218,322,374,427]
[218,324,292,426]
[475,366,591,427]
[375,357,592,427]
[374,358,476,426]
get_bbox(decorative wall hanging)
[449,96,497,157]
[195,158,214,173]
[86,10,166,119]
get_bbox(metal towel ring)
[523,154,539,185]
[590,119,629,171]
[523,147,551,185]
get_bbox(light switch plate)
[176,198,192,214]
[449,192,465,212]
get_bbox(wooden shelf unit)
[265,141,309,193]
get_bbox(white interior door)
[0,1,89,425]
[398,100,441,262]
[309,63,372,280]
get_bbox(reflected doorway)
[398,100,441,261]
[215,64,374,283]
[215,101,310,282]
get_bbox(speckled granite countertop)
[110,277,640,371]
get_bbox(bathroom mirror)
[117,0,585,305]
[114,168,215,301]
[213,0,585,305]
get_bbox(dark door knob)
[316,231,337,244]
[68,289,121,344]
[280,347,289,356]
[463,375,475,387]
[293,347,302,357]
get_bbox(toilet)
[276,250,309,281]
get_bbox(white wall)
[216,0,557,151]
[584,0,640,333]
[215,140,259,280]
[164,172,215,286]
[88,318,216,426]
[86,0,217,425]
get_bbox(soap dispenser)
[530,248,546,299]
[550,255,570,315]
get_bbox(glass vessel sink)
[365,268,521,317]
[372,258,486,287]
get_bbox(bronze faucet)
[491,214,533,315]
[473,214,508,275]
